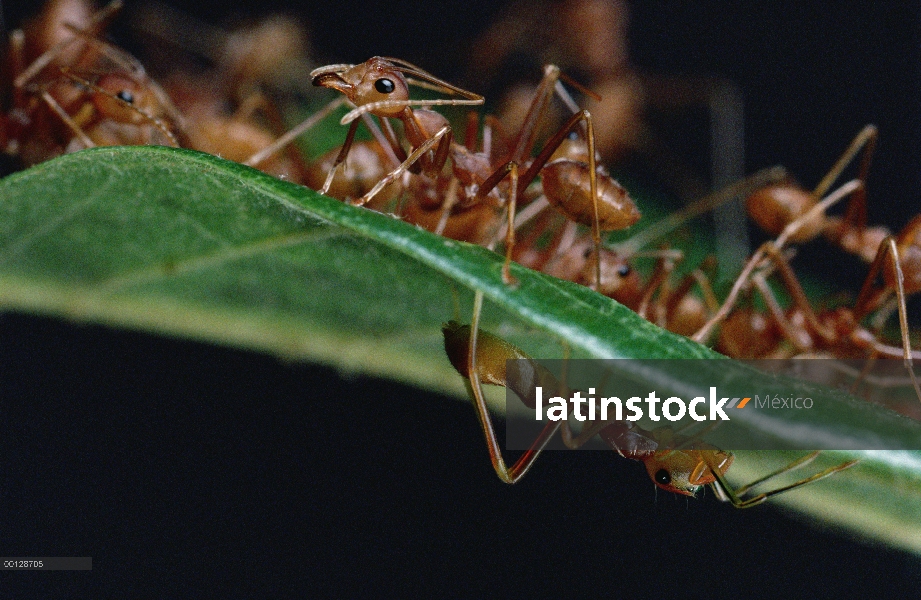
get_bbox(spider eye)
[617,264,631,277]
[116,90,134,104]
[375,78,396,94]
[655,469,671,485]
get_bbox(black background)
[3,1,921,597]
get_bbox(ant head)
[642,448,733,497]
[91,73,155,125]
[599,252,641,303]
[572,241,642,306]
[312,57,410,117]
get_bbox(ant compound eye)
[375,78,396,94]
[617,264,631,277]
[654,469,672,486]
[116,90,135,104]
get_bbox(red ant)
[695,179,921,403]
[513,167,786,336]
[442,289,857,505]
[5,0,329,183]
[746,125,890,263]
[5,1,183,165]
[312,57,641,287]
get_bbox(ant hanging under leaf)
[442,289,858,506]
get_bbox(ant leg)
[840,127,877,235]
[818,126,886,261]
[663,256,719,319]
[476,160,521,285]
[516,109,604,289]
[693,262,722,314]
[853,238,921,403]
[693,179,863,344]
[502,161,518,286]
[507,64,600,162]
[737,451,819,495]
[320,119,361,195]
[706,452,859,508]
[483,115,513,161]
[610,166,787,257]
[750,273,815,353]
[636,249,679,321]
[244,97,345,169]
[39,90,95,148]
[464,111,479,152]
[375,115,407,163]
[434,178,461,235]
[464,290,562,483]
[813,125,877,214]
[9,30,26,107]
[510,64,563,161]
[560,418,610,449]
[854,237,901,319]
[760,244,837,342]
[354,125,451,207]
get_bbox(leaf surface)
[1,146,919,552]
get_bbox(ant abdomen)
[746,183,823,242]
[541,159,640,230]
[715,308,782,360]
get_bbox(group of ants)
[4,0,921,508]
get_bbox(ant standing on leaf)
[441,289,858,505]
[746,124,889,263]
[694,176,921,405]
[312,57,642,289]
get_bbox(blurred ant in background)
[3,0,182,167]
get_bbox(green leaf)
[1,146,920,552]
